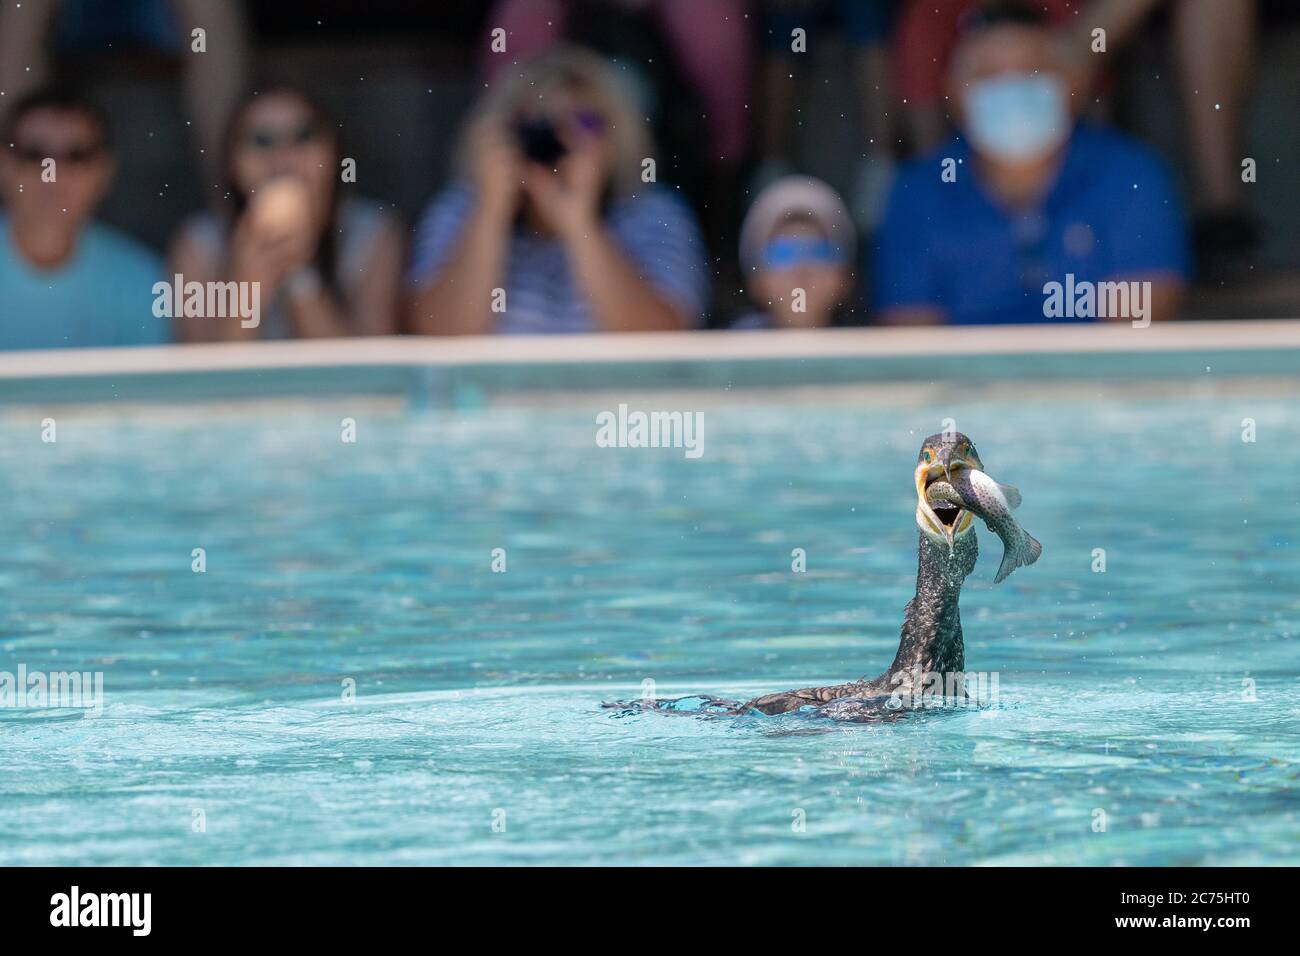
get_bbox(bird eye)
[923,450,933,463]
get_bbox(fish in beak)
[914,434,983,550]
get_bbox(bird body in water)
[741,503,979,718]
[608,431,1041,722]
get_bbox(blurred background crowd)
[1,0,1297,349]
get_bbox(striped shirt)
[408,183,709,333]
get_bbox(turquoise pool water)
[1,375,1297,865]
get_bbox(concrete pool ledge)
[1,319,1299,378]
[0,320,1296,408]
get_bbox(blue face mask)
[963,73,1069,162]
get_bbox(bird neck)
[884,531,978,692]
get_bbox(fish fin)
[998,483,1022,510]
[993,532,1043,584]
[993,549,1017,584]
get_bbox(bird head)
[914,432,983,546]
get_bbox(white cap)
[739,175,856,272]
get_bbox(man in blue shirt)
[873,1,1188,326]
[0,87,168,349]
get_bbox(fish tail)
[993,549,1017,584]
[994,531,1043,584]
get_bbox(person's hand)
[522,134,607,240]
[469,115,523,221]
[230,207,316,294]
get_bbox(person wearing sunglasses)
[732,177,857,330]
[408,46,708,335]
[0,87,168,350]
[168,84,404,341]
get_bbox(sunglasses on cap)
[761,237,844,269]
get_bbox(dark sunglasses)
[517,108,606,135]
[242,121,323,151]
[13,142,105,165]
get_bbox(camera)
[516,117,567,165]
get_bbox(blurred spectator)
[0,87,167,349]
[168,85,404,341]
[480,0,750,170]
[895,0,1259,282]
[0,0,250,188]
[873,2,1188,325]
[408,46,709,334]
[894,0,1074,154]
[755,0,900,232]
[1070,0,1259,283]
[733,176,856,329]
[478,0,748,314]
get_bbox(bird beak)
[937,447,972,482]
[916,454,975,548]
[915,462,951,543]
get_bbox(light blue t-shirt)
[0,216,169,350]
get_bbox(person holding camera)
[407,46,709,335]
